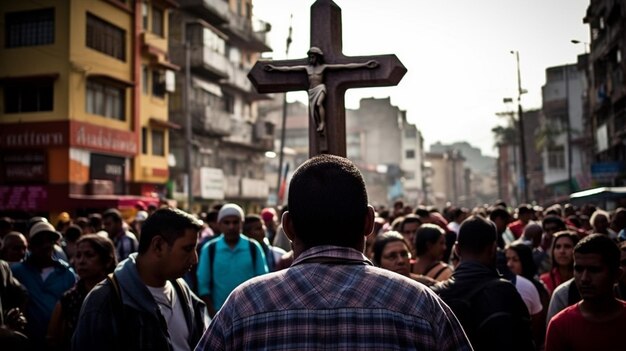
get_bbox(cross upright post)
[248,0,407,157]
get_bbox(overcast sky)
[253,0,590,157]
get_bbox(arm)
[264,64,307,72]
[253,242,269,276]
[71,285,116,351]
[325,60,379,70]
[46,302,65,350]
[196,243,217,317]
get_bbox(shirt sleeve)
[197,241,212,297]
[545,315,567,351]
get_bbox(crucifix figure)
[248,0,406,157]
[265,46,379,133]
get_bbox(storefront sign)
[71,121,138,156]
[0,122,67,148]
[1,152,47,182]
[200,168,225,200]
[0,186,48,211]
[90,154,126,194]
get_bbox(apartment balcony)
[190,45,229,80]
[224,118,253,145]
[221,62,267,100]
[190,104,232,136]
[222,13,271,53]
[179,0,229,25]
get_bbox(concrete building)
[0,0,179,220]
[169,0,273,213]
[540,64,589,202]
[424,150,466,211]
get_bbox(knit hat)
[218,203,245,222]
[29,221,61,241]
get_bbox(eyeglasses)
[382,251,411,261]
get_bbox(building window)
[151,129,165,156]
[141,3,149,30]
[151,6,163,37]
[547,145,565,169]
[86,79,125,120]
[142,127,148,154]
[405,149,415,159]
[142,65,149,94]
[5,8,54,48]
[405,128,417,138]
[152,70,165,98]
[223,93,235,113]
[4,79,54,113]
[86,13,125,61]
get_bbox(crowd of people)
[0,155,625,350]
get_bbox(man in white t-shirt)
[73,208,209,351]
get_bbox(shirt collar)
[292,245,373,266]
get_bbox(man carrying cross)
[265,47,378,133]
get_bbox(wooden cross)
[248,0,407,157]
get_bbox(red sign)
[1,152,47,182]
[0,186,48,211]
[0,122,68,148]
[70,121,138,156]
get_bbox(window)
[405,149,415,159]
[152,70,165,98]
[151,129,165,156]
[142,65,149,94]
[151,7,163,37]
[142,128,148,154]
[203,28,225,55]
[141,3,148,30]
[222,93,235,113]
[4,79,54,113]
[405,128,417,138]
[86,13,125,61]
[86,79,125,120]
[547,146,565,169]
[5,8,54,48]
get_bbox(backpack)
[443,278,507,335]
[207,239,257,294]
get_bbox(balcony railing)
[223,13,271,52]
[179,0,229,25]
[190,104,232,136]
[222,62,253,93]
[190,45,229,79]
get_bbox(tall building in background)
[583,0,626,186]
[0,0,178,220]
[169,0,273,213]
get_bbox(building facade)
[0,0,179,220]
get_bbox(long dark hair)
[506,242,537,280]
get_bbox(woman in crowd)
[540,231,579,295]
[372,231,436,286]
[47,234,117,350]
[412,224,453,281]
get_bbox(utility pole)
[565,64,574,194]
[275,15,293,206]
[513,50,529,203]
[183,23,193,212]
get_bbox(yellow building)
[0,0,178,219]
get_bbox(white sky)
[253,0,590,157]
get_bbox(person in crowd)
[545,234,626,351]
[86,214,103,235]
[196,154,471,350]
[506,242,549,348]
[11,221,76,348]
[508,204,535,240]
[1,231,28,263]
[130,210,148,239]
[446,207,468,234]
[72,208,208,350]
[489,206,512,249]
[196,203,268,317]
[590,209,617,240]
[55,212,72,236]
[47,234,117,350]
[260,207,279,244]
[0,217,15,241]
[272,206,292,252]
[515,222,550,275]
[540,231,579,295]
[102,208,139,261]
[243,214,286,272]
[432,215,534,351]
[0,258,29,348]
[545,277,581,327]
[616,241,626,299]
[73,217,89,234]
[412,224,453,281]
[61,224,82,265]
[399,214,421,255]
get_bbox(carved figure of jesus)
[265,47,379,133]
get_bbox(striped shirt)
[195,245,472,350]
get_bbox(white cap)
[29,221,61,241]
[217,203,244,222]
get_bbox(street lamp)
[511,50,529,204]
[571,39,589,54]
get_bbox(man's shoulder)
[81,279,115,313]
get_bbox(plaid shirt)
[195,246,471,350]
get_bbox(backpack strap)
[106,273,125,349]
[431,264,449,280]
[208,242,216,296]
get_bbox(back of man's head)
[288,154,369,249]
[457,215,497,257]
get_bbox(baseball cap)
[29,221,61,241]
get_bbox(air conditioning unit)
[87,179,114,196]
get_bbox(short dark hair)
[489,207,511,221]
[287,154,368,249]
[401,215,421,232]
[542,215,566,231]
[414,223,444,256]
[138,208,202,254]
[243,214,263,235]
[372,231,409,266]
[76,234,118,273]
[574,233,620,273]
[64,224,83,242]
[102,208,123,223]
[457,215,497,255]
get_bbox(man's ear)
[150,235,165,256]
[282,211,294,242]
[363,205,375,238]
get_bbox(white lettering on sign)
[4,132,64,147]
[75,126,137,154]
[105,164,123,176]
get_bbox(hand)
[264,65,275,72]
[366,60,379,68]
[4,308,27,331]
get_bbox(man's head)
[400,214,421,253]
[243,215,266,243]
[218,203,245,238]
[261,208,277,229]
[590,209,610,234]
[102,209,124,238]
[456,215,497,266]
[488,206,511,234]
[284,154,373,252]
[574,234,621,301]
[139,208,202,280]
[0,231,28,262]
[522,223,543,247]
[516,204,534,223]
[542,215,566,237]
[307,46,324,65]
[28,221,61,264]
